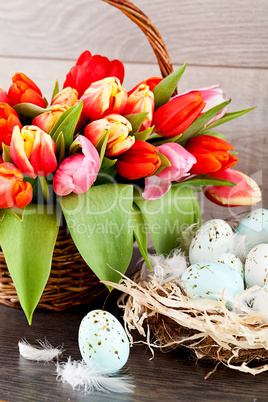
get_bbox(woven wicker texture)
[0,0,173,311]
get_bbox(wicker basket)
[0,0,174,310]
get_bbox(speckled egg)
[245,243,268,288]
[216,252,244,279]
[181,261,244,302]
[236,209,268,250]
[78,310,130,373]
[189,219,234,264]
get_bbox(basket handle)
[101,0,174,79]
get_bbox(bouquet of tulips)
[0,50,261,323]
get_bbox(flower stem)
[39,176,50,203]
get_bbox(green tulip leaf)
[133,126,154,141]
[13,103,49,118]
[0,209,6,221]
[96,130,109,165]
[135,185,201,255]
[50,101,83,149]
[0,205,59,324]
[203,107,256,131]
[2,144,12,163]
[154,151,172,175]
[6,207,25,221]
[153,63,188,109]
[174,176,235,188]
[132,203,152,270]
[100,156,117,170]
[125,112,149,133]
[51,79,60,102]
[60,184,134,289]
[55,132,65,164]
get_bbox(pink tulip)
[32,105,68,133]
[10,125,57,178]
[84,114,134,157]
[204,168,262,207]
[0,87,8,103]
[80,77,127,121]
[177,85,228,125]
[123,84,154,131]
[53,135,100,196]
[142,143,196,200]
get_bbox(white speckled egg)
[78,310,130,373]
[216,252,244,279]
[245,243,268,288]
[181,261,244,302]
[236,209,268,250]
[189,219,234,264]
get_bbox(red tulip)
[32,105,68,133]
[204,169,262,207]
[81,77,127,121]
[153,93,206,138]
[84,114,134,157]
[63,50,125,98]
[116,141,161,180]
[128,77,163,95]
[10,125,57,178]
[0,87,8,103]
[53,135,100,196]
[184,135,238,174]
[0,162,32,208]
[51,87,78,107]
[0,103,22,149]
[8,73,46,108]
[123,84,154,131]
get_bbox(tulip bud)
[0,162,32,208]
[0,102,22,149]
[184,134,238,174]
[81,77,127,121]
[51,87,78,107]
[53,135,100,196]
[153,93,206,138]
[123,84,154,131]
[116,141,161,180]
[178,85,228,125]
[84,114,134,157]
[204,169,262,207]
[10,125,57,178]
[63,50,125,98]
[32,105,68,133]
[8,73,46,108]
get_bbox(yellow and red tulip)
[84,114,134,157]
[51,87,78,108]
[123,84,154,131]
[153,92,206,138]
[185,134,238,174]
[0,162,32,208]
[32,105,68,133]
[53,135,100,196]
[204,168,262,207]
[116,140,161,180]
[0,103,22,149]
[80,77,127,121]
[63,50,125,98]
[128,77,162,95]
[10,125,57,178]
[8,73,46,108]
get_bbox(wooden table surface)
[0,0,267,400]
[0,291,268,402]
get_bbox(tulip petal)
[142,176,171,201]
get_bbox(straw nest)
[104,269,268,378]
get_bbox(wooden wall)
[0,0,267,215]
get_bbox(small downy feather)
[56,358,134,395]
[18,339,63,362]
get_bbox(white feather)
[234,286,268,323]
[141,250,188,285]
[18,339,63,362]
[56,358,134,394]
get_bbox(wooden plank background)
[0,0,267,214]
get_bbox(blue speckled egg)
[181,262,244,302]
[236,208,268,250]
[78,310,130,373]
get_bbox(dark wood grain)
[0,295,268,402]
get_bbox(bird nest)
[105,270,268,378]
